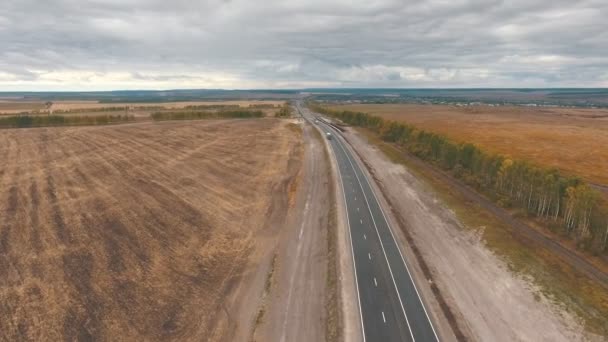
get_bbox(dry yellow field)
[0,101,47,113]
[0,100,286,120]
[0,118,301,340]
[49,100,284,111]
[330,104,608,185]
[0,100,284,115]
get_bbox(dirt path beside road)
[253,119,339,342]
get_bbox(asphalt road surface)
[298,103,439,342]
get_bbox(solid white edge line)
[308,109,367,342]
[333,133,416,342]
[339,122,441,342]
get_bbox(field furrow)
[0,118,301,341]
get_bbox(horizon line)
[1,87,607,94]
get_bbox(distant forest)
[1,88,607,107]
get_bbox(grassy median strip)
[311,125,342,342]
[358,128,608,337]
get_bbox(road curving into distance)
[297,102,439,342]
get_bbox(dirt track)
[254,120,334,342]
[0,119,301,341]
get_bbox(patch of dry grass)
[319,131,341,342]
[0,101,46,113]
[286,124,304,208]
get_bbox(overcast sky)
[1,0,607,90]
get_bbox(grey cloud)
[0,0,607,89]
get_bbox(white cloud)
[0,0,606,90]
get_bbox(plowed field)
[0,118,301,341]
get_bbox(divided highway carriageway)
[301,104,439,342]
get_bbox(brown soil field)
[0,118,301,341]
[0,101,46,113]
[329,104,608,185]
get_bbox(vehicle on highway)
[326,132,332,140]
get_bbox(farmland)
[0,100,285,117]
[0,118,301,340]
[316,102,608,255]
[328,103,608,186]
[0,100,47,113]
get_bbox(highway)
[298,102,439,342]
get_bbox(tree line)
[150,109,264,121]
[51,106,131,114]
[0,114,134,128]
[311,104,608,254]
[182,104,240,110]
[274,103,292,117]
